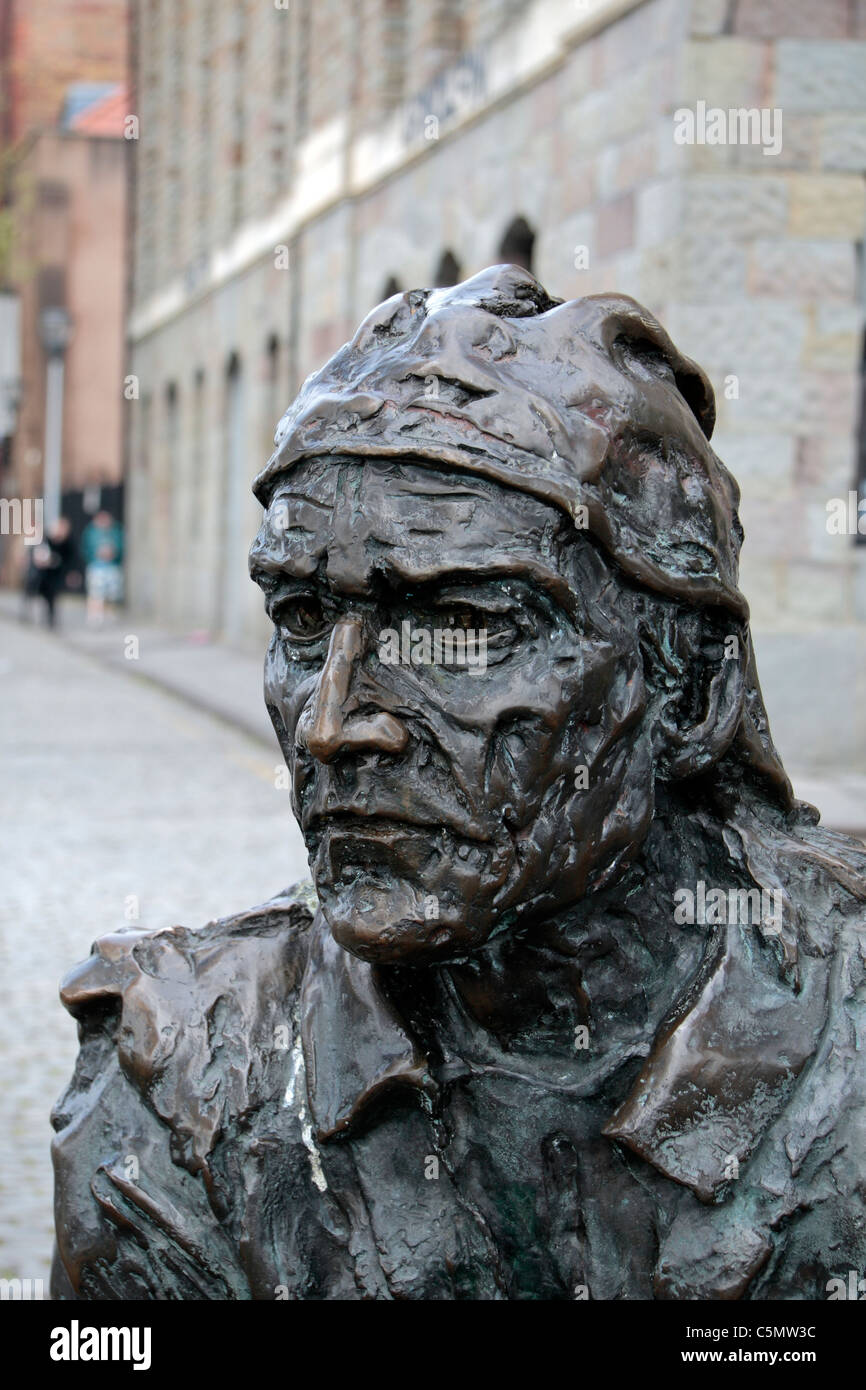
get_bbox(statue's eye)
[437,603,517,645]
[448,608,479,632]
[273,595,328,641]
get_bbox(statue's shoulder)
[60,879,317,1024]
[51,883,319,1299]
[55,881,318,1161]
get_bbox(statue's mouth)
[305,812,498,891]
[304,806,491,853]
[310,811,437,842]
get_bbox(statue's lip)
[307,809,489,843]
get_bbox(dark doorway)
[498,216,535,272]
[433,250,461,287]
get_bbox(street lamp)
[0,290,22,444]
[39,305,72,527]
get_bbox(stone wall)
[127,0,866,774]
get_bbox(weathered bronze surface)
[52,267,866,1300]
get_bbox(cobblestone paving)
[0,616,309,1292]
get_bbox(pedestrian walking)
[82,510,124,626]
[32,517,77,629]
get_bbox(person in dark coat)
[33,517,77,628]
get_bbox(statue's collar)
[299,909,828,1204]
[299,910,431,1141]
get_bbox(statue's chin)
[317,876,481,964]
[309,820,500,963]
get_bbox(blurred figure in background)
[82,510,124,626]
[19,545,44,622]
[26,517,77,630]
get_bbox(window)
[166,2,186,273]
[498,216,535,272]
[229,10,248,231]
[856,327,866,547]
[138,394,151,473]
[221,352,246,634]
[164,381,179,460]
[433,250,461,287]
[190,369,205,540]
[196,1,215,254]
[296,0,311,141]
[165,380,181,538]
[264,334,281,455]
[271,0,292,200]
[382,0,408,114]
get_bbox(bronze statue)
[52,266,866,1300]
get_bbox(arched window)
[164,381,183,589]
[856,327,866,548]
[164,381,180,479]
[433,250,461,287]
[264,333,281,455]
[498,216,535,272]
[381,0,408,113]
[190,368,206,540]
[381,276,402,300]
[221,352,246,635]
[138,393,151,473]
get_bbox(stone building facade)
[126,0,866,785]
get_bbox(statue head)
[250,266,792,967]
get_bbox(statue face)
[251,455,655,965]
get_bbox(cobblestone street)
[0,614,308,1291]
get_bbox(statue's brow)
[271,492,333,510]
[390,485,485,501]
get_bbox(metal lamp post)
[38,305,72,528]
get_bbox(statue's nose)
[296,617,407,762]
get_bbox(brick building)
[0,0,128,144]
[126,0,866,785]
[0,0,128,580]
[10,100,128,502]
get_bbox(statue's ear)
[645,609,747,781]
[582,294,717,440]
